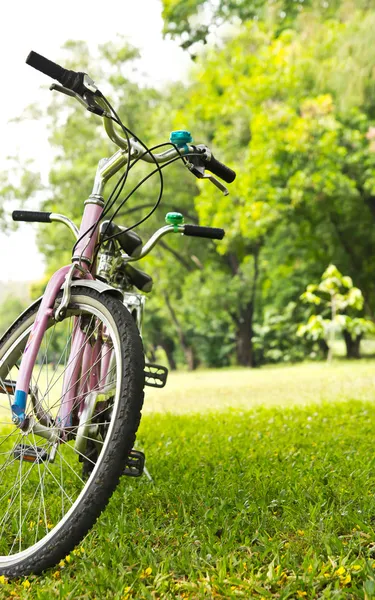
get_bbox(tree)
[0,161,42,231]
[0,295,28,336]
[297,265,375,360]
[161,0,374,50]
[8,9,375,369]
[169,15,375,366]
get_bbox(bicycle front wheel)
[0,286,144,577]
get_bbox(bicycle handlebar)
[12,211,225,258]
[124,223,225,262]
[12,210,79,238]
[25,51,236,186]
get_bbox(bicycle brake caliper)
[55,263,86,321]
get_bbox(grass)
[2,361,375,599]
[143,359,375,413]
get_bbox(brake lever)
[185,159,229,195]
[50,83,87,107]
[50,84,108,117]
[202,173,229,196]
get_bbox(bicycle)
[0,51,236,577]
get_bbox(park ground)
[2,360,375,599]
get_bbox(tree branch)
[115,203,199,223]
[159,240,194,271]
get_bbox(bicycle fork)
[11,264,73,426]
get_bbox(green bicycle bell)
[170,130,193,152]
[165,212,184,232]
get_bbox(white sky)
[0,0,191,282]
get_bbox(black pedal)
[123,449,145,477]
[14,444,49,464]
[144,363,168,388]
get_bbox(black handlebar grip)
[183,224,225,240]
[26,51,66,82]
[26,51,87,95]
[205,154,236,184]
[12,210,52,223]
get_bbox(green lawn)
[144,360,375,413]
[2,360,375,599]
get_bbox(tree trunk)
[236,314,254,366]
[343,331,362,359]
[148,346,157,363]
[233,247,260,368]
[317,338,329,360]
[160,340,177,370]
[163,293,199,370]
[185,346,199,371]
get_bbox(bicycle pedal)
[14,444,49,464]
[123,449,145,477]
[144,363,168,388]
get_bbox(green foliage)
[300,264,364,313]
[169,17,375,364]
[7,3,375,368]
[0,161,42,231]
[0,295,28,336]
[178,269,236,367]
[253,301,320,364]
[161,0,375,50]
[298,265,375,359]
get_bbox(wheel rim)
[0,295,122,565]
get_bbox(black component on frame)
[101,220,143,257]
[124,264,153,293]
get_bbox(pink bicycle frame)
[11,202,103,425]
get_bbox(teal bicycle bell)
[170,130,193,151]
